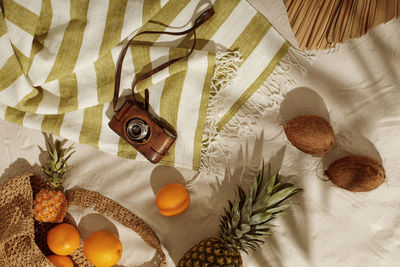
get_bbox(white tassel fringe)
[190,47,311,187]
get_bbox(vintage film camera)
[109,96,176,164]
[108,8,214,164]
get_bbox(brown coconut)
[325,155,386,192]
[284,115,335,155]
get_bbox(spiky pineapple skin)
[33,188,67,223]
[178,163,301,267]
[178,237,242,267]
[32,140,74,223]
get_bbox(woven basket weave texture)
[0,173,166,266]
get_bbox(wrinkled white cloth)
[0,1,399,267]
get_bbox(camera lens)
[126,119,150,142]
[131,125,141,136]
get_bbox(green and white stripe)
[0,0,291,170]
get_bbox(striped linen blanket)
[0,0,302,171]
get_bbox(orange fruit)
[83,230,122,267]
[155,183,190,216]
[47,223,80,256]
[47,255,74,267]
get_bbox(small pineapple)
[33,140,74,223]
[178,164,302,267]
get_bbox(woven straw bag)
[0,173,166,266]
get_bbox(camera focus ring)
[126,119,150,142]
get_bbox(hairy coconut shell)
[325,156,386,192]
[284,115,335,155]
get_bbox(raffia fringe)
[192,47,311,187]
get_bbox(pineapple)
[178,164,302,267]
[33,140,74,223]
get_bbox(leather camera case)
[108,99,176,164]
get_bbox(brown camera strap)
[113,8,215,112]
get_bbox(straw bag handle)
[65,189,167,266]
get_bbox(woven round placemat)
[0,173,166,266]
[285,0,400,50]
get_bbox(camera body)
[108,99,176,163]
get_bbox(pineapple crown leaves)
[218,162,302,253]
[41,139,75,189]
